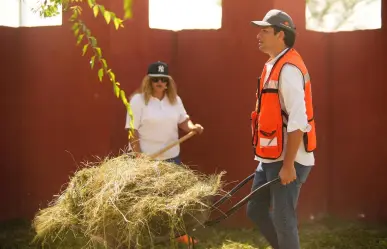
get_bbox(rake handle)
[149,131,197,159]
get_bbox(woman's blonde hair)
[130,75,178,105]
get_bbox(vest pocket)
[256,124,282,159]
[255,90,283,159]
[258,126,279,148]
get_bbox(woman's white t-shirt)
[125,93,189,160]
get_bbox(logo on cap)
[158,65,164,73]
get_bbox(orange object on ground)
[176,234,198,245]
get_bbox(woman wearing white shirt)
[125,61,203,164]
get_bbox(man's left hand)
[279,163,297,185]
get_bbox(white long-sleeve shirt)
[255,48,315,166]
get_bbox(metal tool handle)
[204,177,280,227]
[211,173,255,210]
[171,176,281,242]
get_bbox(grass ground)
[1,217,386,249]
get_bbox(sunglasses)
[151,77,169,83]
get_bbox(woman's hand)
[190,123,204,134]
[179,119,204,135]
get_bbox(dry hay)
[32,153,226,248]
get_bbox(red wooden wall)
[1,0,386,226]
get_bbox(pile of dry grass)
[32,153,225,248]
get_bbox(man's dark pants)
[246,161,312,249]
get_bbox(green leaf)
[123,0,133,19]
[74,27,80,36]
[82,44,89,56]
[103,11,111,24]
[62,0,70,10]
[124,9,132,19]
[114,84,120,98]
[108,70,115,82]
[70,7,79,20]
[101,59,107,69]
[93,5,99,17]
[71,22,79,31]
[121,89,133,131]
[76,34,84,45]
[113,18,122,30]
[98,5,106,13]
[98,68,104,82]
[90,56,95,68]
[89,37,97,47]
[120,90,128,105]
[123,0,131,10]
[82,23,87,33]
[69,9,79,21]
[75,6,82,15]
[87,0,94,8]
[95,47,102,58]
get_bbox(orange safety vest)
[251,48,316,160]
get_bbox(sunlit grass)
[1,216,386,248]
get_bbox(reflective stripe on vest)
[263,73,311,90]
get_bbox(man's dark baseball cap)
[251,9,296,33]
[147,61,170,77]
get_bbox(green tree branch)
[37,0,135,138]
